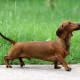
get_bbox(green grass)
[0,0,80,65]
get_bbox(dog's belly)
[20,52,56,62]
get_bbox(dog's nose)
[79,23,80,26]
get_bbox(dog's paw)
[6,65,12,68]
[21,64,25,67]
[20,62,25,67]
[54,66,61,69]
[66,67,71,71]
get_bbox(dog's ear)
[56,25,66,39]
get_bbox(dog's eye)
[68,22,71,25]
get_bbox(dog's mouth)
[74,27,80,30]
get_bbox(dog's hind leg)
[19,57,31,67]
[19,57,25,67]
[4,55,13,68]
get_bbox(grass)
[0,0,80,65]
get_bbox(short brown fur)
[0,20,80,71]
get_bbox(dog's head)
[56,20,80,39]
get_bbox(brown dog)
[0,20,80,71]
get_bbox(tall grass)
[0,0,80,64]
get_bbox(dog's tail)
[0,32,16,44]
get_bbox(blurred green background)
[0,0,80,65]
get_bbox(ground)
[0,64,80,80]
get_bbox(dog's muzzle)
[74,27,80,30]
[79,23,80,26]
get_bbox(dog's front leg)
[55,54,71,71]
[54,60,61,69]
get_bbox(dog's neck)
[57,37,71,51]
[63,37,70,50]
[64,32,73,50]
[57,32,73,50]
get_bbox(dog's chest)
[63,49,70,58]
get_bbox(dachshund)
[0,20,80,71]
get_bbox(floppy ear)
[56,25,66,39]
